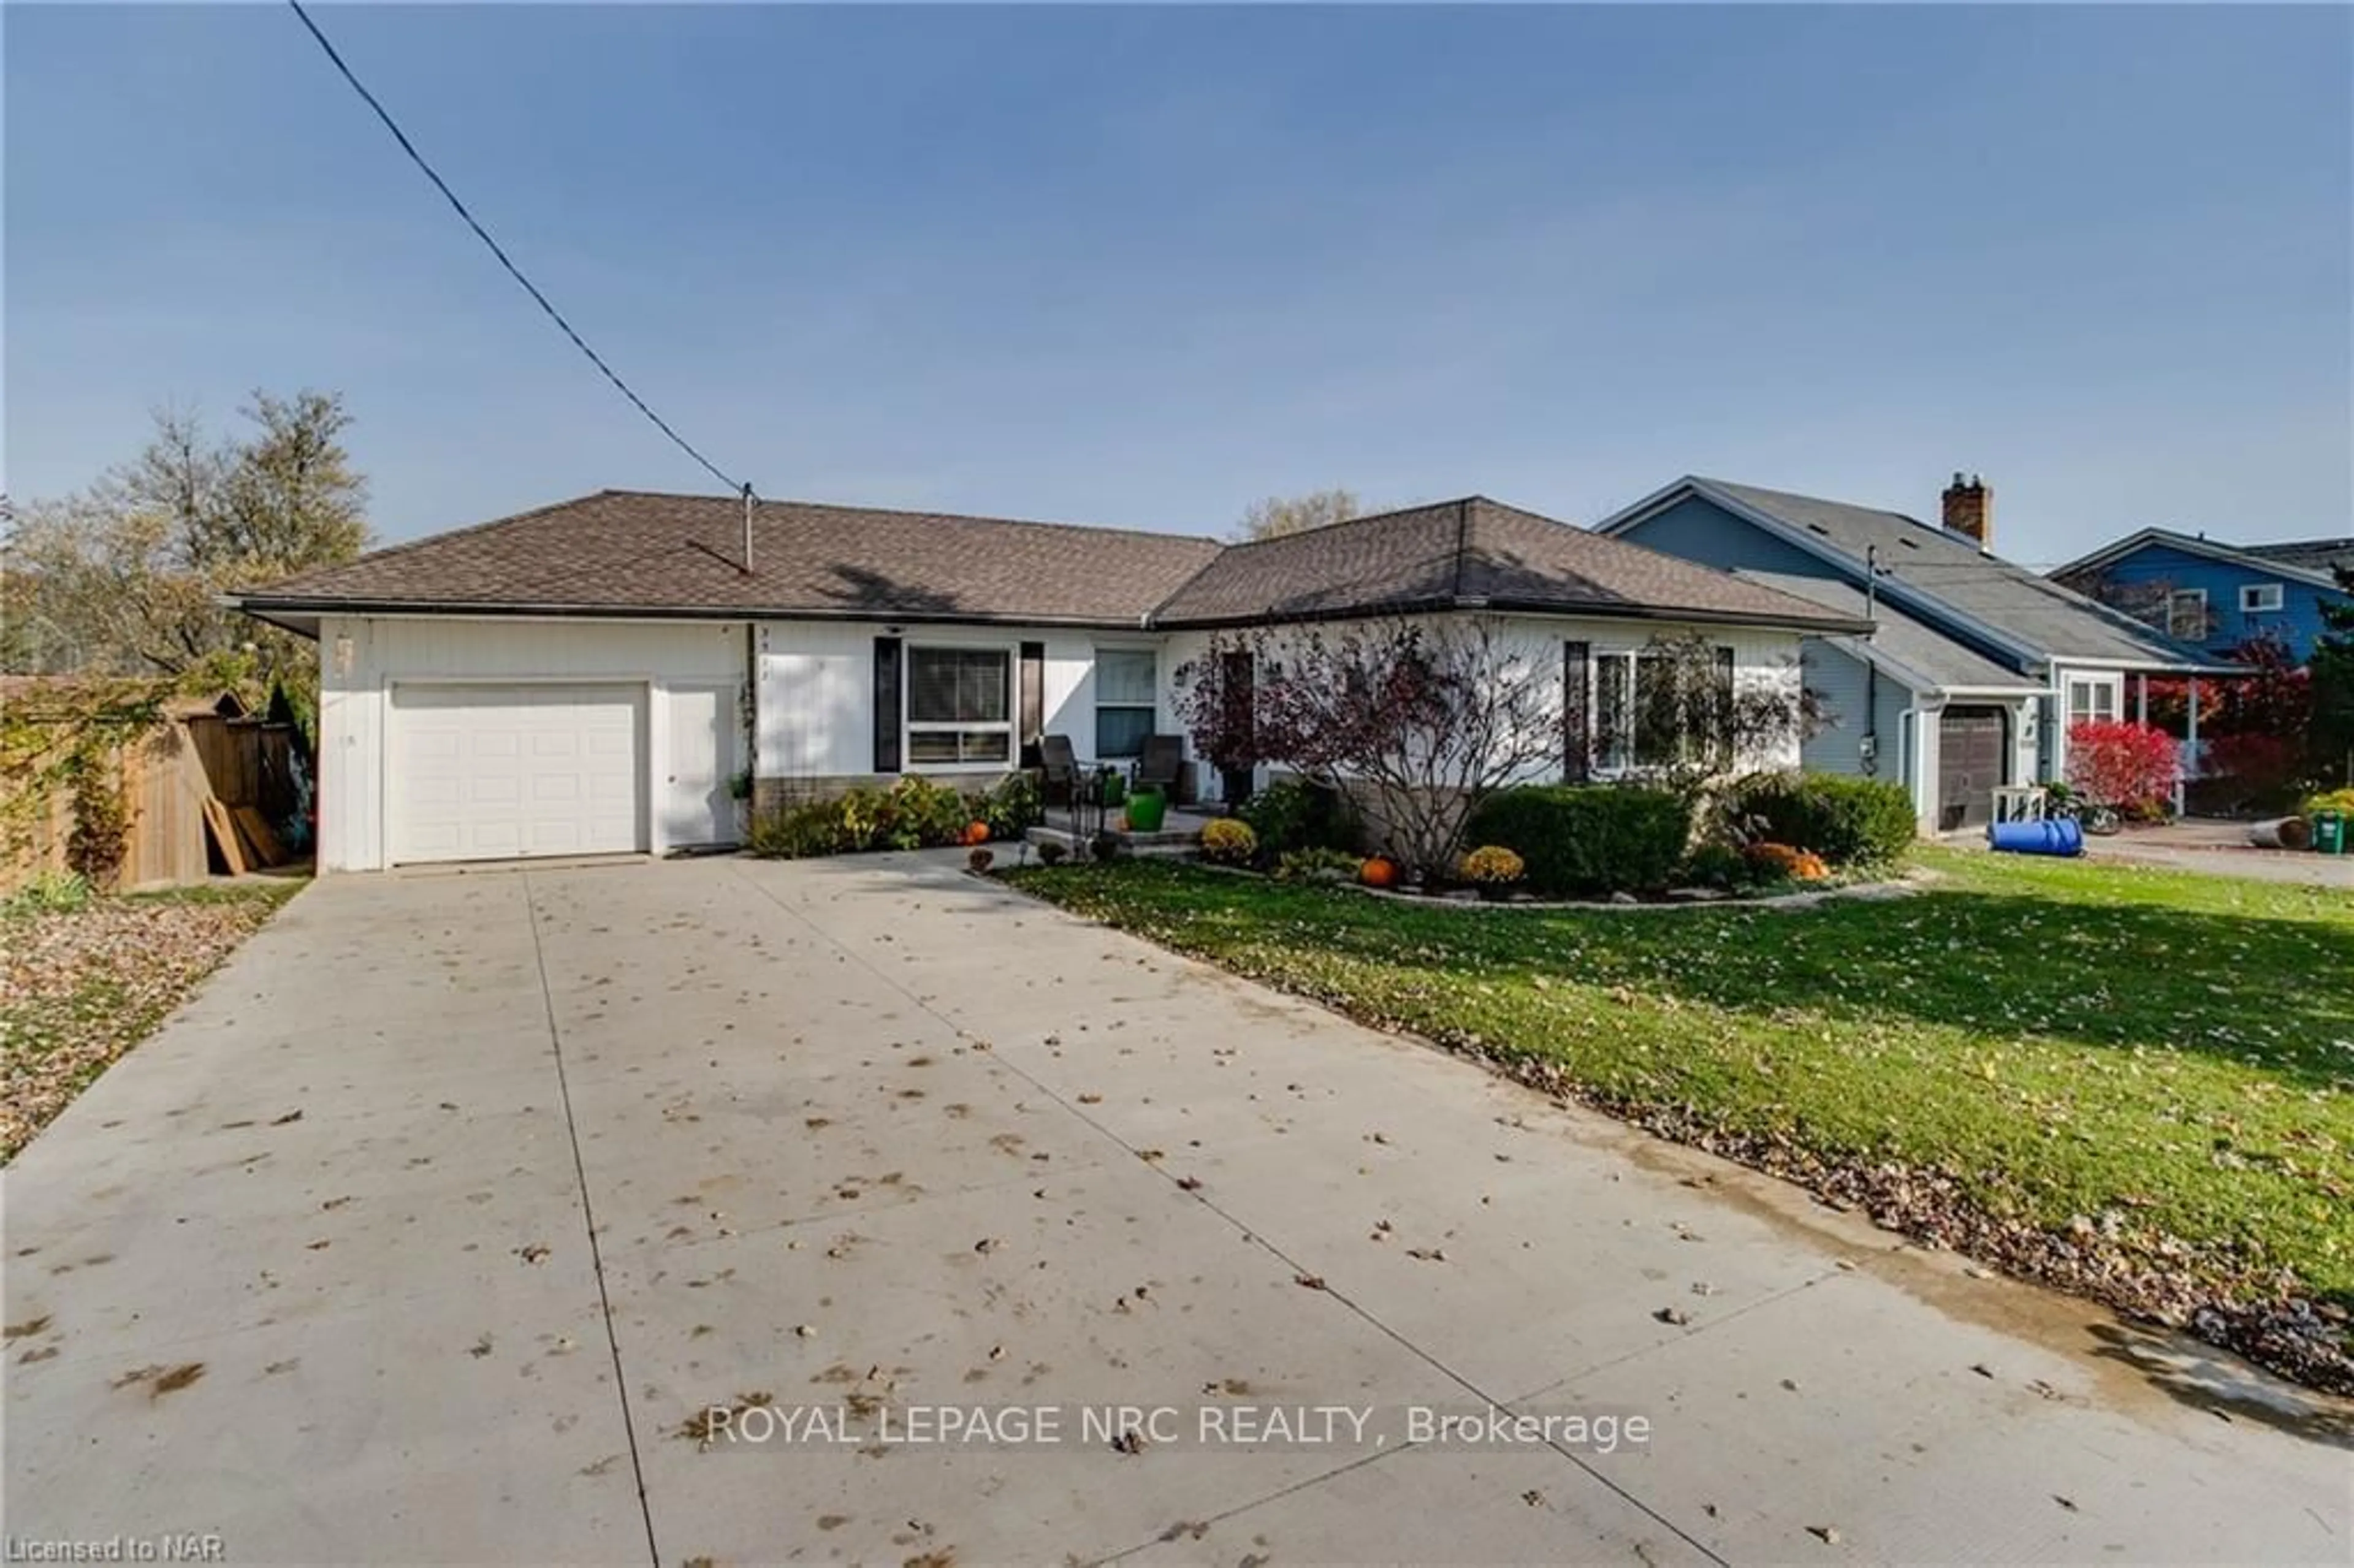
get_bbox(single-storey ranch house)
[235,490,1869,872]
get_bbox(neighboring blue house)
[2048,530,2353,663]
[1591,476,2233,834]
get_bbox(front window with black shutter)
[907,647,1012,766]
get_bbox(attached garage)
[389,683,646,864]
[304,617,748,872]
[1937,706,2008,832]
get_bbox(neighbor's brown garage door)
[1938,706,2007,832]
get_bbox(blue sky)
[8,4,2349,563]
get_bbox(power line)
[285,0,747,496]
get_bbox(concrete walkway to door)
[4,853,2346,1564]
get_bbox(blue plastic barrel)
[1987,818,2084,856]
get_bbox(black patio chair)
[1134,734,1185,800]
[1038,734,1081,807]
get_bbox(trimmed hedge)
[747,773,1038,859]
[1463,786,1690,896]
[1726,772,1914,866]
[1238,777,1360,859]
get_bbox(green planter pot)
[1100,772,1127,809]
[1126,787,1167,834]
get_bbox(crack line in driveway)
[733,860,1732,1567]
[524,870,662,1568]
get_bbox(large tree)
[1172,616,1566,880]
[1230,487,1363,542]
[2,392,370,695]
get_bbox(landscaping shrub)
[1199,817,1258,866]
[748,774,1015,859]
[1462,785,1689,896]
[1273,847,1361,883]
[1744,841,1828,882]
[1678,842,1748,891]
[745,801,844,859]
[2066,721,2179,818]
[1238,777,1358,858]
[981,771,1043,839]
[1457,845,1525,887]
[2303,787,2354,817]
[1725,772,1914,866]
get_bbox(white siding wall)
[1157,614,1805,802]
[317,615,747,872]
[752,619,1140,784]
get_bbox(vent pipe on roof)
[741,483,755,575]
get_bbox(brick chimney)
[1941,472,1991,551]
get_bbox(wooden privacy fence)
[1,688,309,893]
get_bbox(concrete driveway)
[5,854,2347,1565]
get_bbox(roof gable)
[2052,527,2354,593]
[1598,477,2232,671]
[1148,496,1871,632]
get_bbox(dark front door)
[1217,649,1255,805]
[1938,706,2007,831]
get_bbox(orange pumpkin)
[1359,856,1399,889]
[963,820,992,846]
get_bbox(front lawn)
[1,880,301,1162]
[1007,847,2354,1389]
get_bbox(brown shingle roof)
[241,490,1224,627]
[238,488,1867,635]
[1151,497,1872,633]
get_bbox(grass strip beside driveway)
[1005,848,2353,1390]
[2,882,300,1162]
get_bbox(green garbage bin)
[2314,810,2347,856]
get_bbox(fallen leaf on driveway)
[1653,1307,1691,1326]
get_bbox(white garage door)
[390,683,645,864]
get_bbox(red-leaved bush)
[2066,721,2179,815]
